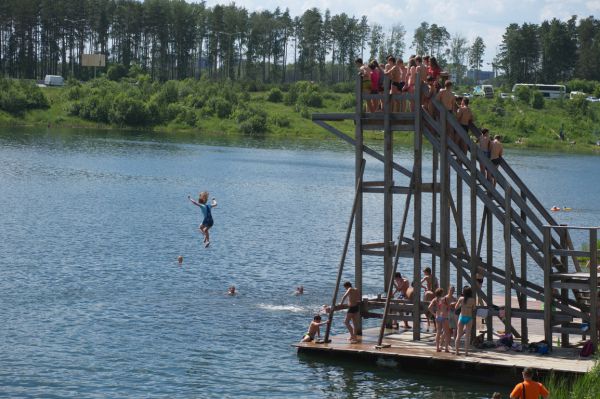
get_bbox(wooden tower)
[315,75,599,350]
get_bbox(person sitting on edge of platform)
[338,281,361,344]
[301,315,328,343]
[393,272,411,329]
[509,367,549,399]
[454,285,476,356]
[490,135,504,187]
[429,288,451,352]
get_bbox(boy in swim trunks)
[188,192,217,247]
[478,128,492,179]
[339,281,361,343]
[301,315,328,342]
[490,135,504,187]
[456,97,473,153]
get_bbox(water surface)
[1,128,598,398]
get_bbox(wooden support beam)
[313,120,412,178]
[486,202,494,340]
[323,160,366,343]
[413,74,423,341]
[469,139,478,337]
[590,229,598,349]
[560,227,569,347]
[504,186,513,336]
[383,76,393,296]
[520,190,529,345]
[431,149,438,281]
[440,106,450,290]
[354,76,364,336]
[543,227,553,350]
[456,177,464,291]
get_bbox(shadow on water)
[297,352,505,398]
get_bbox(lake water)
[1,127,599,398]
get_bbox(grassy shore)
[1,79,599,153]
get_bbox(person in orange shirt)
[509,368,549,399]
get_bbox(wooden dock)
[295,326,594,384]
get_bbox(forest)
[1,0,600,85]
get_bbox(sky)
[198,0,599,67]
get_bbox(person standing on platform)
[490,135,504,187]
[454,285,476,356]
[436,80,457,144]
[338,281,361,344]
[509,367,549,399]
[456,97,473,153]
[355,58,371,111]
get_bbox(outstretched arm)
[211,198,218,208]
[188,196,201,207]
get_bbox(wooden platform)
[295,326,594,384]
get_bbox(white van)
[44,75,64,86]
[569,91,586,99]
[473,85,494,99]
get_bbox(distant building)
[466,69,494,83]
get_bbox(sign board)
[82,54,106,67]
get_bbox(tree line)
[1,0,599,85]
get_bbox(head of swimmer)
[198,191,209,204]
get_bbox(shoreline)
[3,119,600,155]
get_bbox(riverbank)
[1,78,599,154]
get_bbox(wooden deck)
[295,326,594,383]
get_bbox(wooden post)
[469,141,478,335]
[486,206,494,340]
[413,77,423,341]
[383,76,393,298]
[590,228,598,349]
[520,190,528,345]
[543,227,553,350]
[504,187,512,335]
[323,160,366,343]
[559,226,569,347]
[431,149,438,279]
[440,101,450,291]
[354,74,364,336]
[456,177,463,291]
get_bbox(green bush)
[331,81,354,93]
[233,105,267,133]
[0,87,28,115]
[206,97,232,118]
[267,88,283,102]
[109,94,149,126]
[515,86,531,103]
[269,114,290,128]
[107,64,129,81]
[78,94,110,123]
[297,91,323,107]
[154,80,179,106]
[339,94,355,109]
[531,91,544,109]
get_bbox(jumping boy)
[188,192,217,247]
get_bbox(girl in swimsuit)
[428,288,451,352]
[454,286,476,356]
[188,192,217,247]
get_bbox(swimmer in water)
[178,256,183,264]
[294,286,304,296]
[227,286,236,296]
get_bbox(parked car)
[472,85,494,98]
[43,75,64,86]
[569,91,586,99]
[499,92,510,99]
[586,96,600,102]
[462,93,471,99]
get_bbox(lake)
[1,127,599,398]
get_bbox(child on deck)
[429,288,451,352]
[301,315,328,342]
[188,192,217,247]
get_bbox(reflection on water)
[0,127,598,398]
